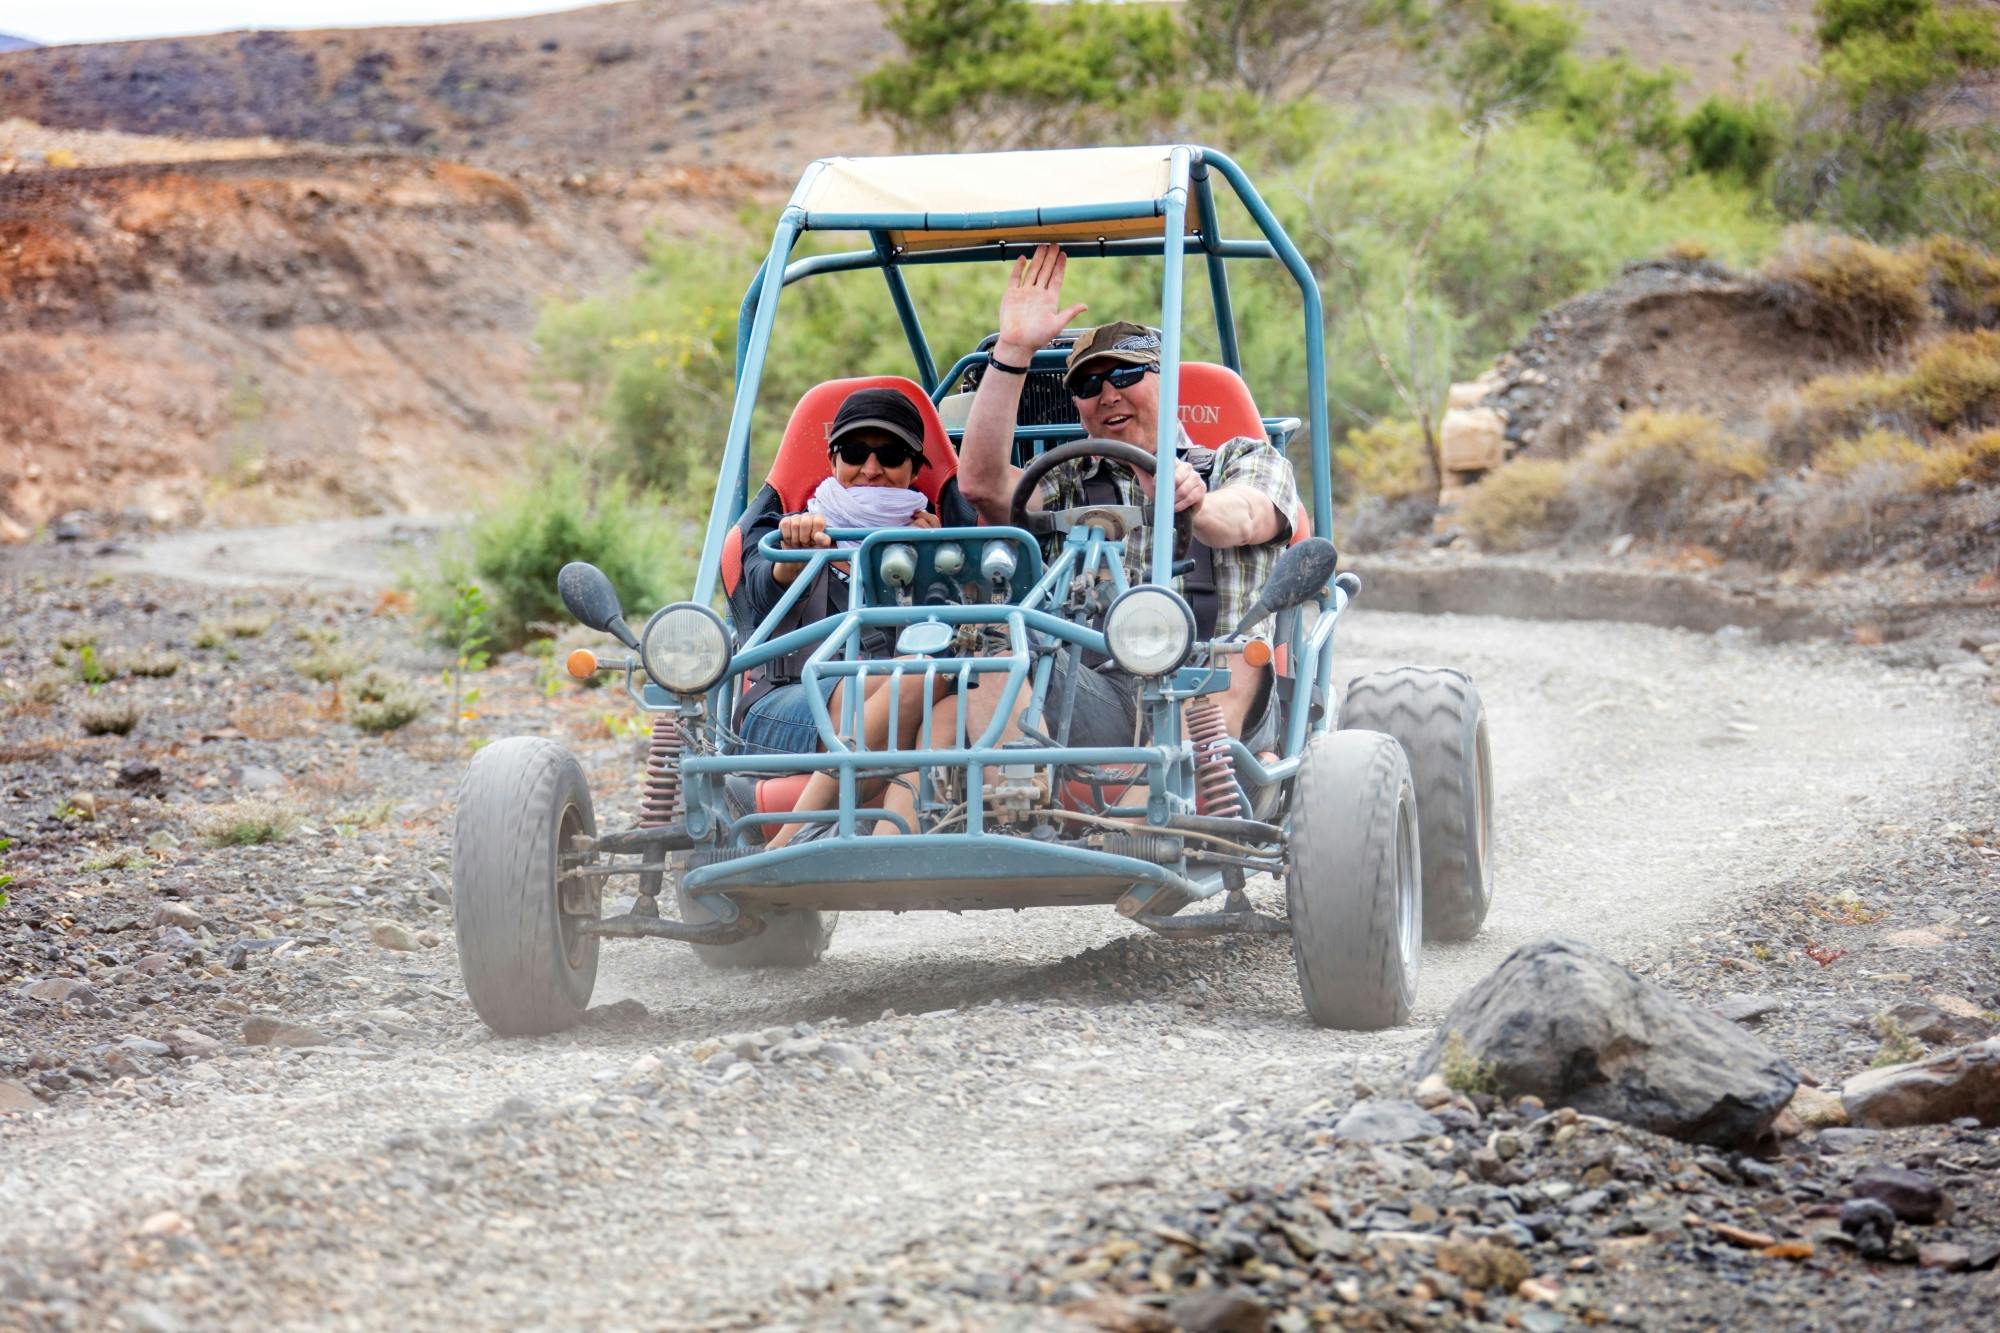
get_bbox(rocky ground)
[1,528,1997,1331]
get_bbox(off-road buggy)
[453,146,1494,1035]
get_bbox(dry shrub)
[228,692,321,740]
[1337,418,1433,503]
[78,698,142,736]
[350,669,427,735]
[1926,236,2000,331]
[1569,410,1767,538]
[1904,329,2000,431]
[201,800,301,847]
[1765,371,1914,467]
[1764,234,1929,355]
[124,649,183,678]
[1458,459,1572,552]
[1815,428,1929,479]
[1919,430,2000,490]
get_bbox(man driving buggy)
[957,243,1303,752]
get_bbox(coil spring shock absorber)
[635,714,683,914]
[1188,695,1243,819]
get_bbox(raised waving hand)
[996,244,1088,361]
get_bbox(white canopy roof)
[793,146,1192,251]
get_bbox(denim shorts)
[736,678,838,755]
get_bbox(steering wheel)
[1007,439,1194,562]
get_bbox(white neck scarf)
[805,477,928,547]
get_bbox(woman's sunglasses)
[1069,364,1155,399]
[832,439,919,470]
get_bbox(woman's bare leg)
[768,667,945,847]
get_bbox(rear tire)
[453,737,598,1036]
[677,885,836,970]
[1286,729,1421,1029]
[1340,667,1493,942]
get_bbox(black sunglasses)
[832,439,919,470]
[1069,363,1155,399]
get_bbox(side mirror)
[558,562,640,649]
[1231,537,1337,636]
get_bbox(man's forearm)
[958,340,1035,523]
[1191,486,1283,549]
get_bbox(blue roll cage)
[642,145,1349,918]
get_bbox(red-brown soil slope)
[1,152,767,533]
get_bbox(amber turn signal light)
[1241,638,1273,669]
[566,648,598,679]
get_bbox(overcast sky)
[1,2,614,46]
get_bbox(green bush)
[1681,95,1785,188]
[414,463,692,652]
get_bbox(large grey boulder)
[1409,937,1798,1148]
[1842,1039,2000,1128]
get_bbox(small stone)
[1711,994,1781,1025]
[114,1302,182,1333]
[21,977,98,1005]
[1707,1221,1777,1249]
[118,759,163,787]
[1919,1242,1972,1272]
[241,1017,332,1048]
[1333,1099,1444,1144]
[238,764,287,791]
[1840,1198,1897,1258]
[65,791,97,819]
[138,1210,189,1236]
[117,1036,172,1058]
[1850,1167,1951,1224]
[1787,1084,1848,1129]
[1413,1073,1454,1107]
[0,1079,39,1113]
[369,921,421,952]
[165,1028,221,1058]
[153,902,202,931]
[1167,1285,1267,1333]
[1516,1277,1560,1303]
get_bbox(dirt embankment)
[0,151,769,536]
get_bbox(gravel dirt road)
[1,532,1990,1330]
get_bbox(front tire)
[454,737,599,1035]
[1286,729,1421,1029]
[1340,667,1494,942]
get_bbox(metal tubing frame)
[676,145,1338,900]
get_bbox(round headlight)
[1103,585,1195,678]
[641,603,732,695]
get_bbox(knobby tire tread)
[454,737,597,1035]
[1287,730,1418,1029]
[1340,667,1492,942]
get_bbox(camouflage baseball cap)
[1062,321,1162,393]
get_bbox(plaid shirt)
[1035,427,1302,634]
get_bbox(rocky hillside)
[0,34,39,54]
[0,0,1814,175]
[0,150,768,535]
[0,0,894,175]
